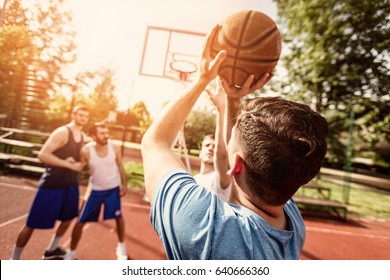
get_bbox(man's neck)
[94,142,108,149]
[93,142,108,156]
[68,121,83,132]
[199,162,214,174]
[230,181,288,230]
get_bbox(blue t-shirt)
[150,169,306,260]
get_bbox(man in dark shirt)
[10,105,89,260]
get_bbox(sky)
[23,0,279,117]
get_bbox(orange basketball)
[210,10,282,87]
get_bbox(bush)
[123,161,145,189]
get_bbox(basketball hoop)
[170,60,198,82]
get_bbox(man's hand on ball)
[199,24,227,84]
[220,73,273,98]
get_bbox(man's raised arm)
[141,25,226,201]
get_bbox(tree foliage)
[116,101,153,133]
[29,67,120,131]
[1,0,122,131]
[115,101,153,143]
[184,110,216,150]
[0,1,35,125]
[84,68,118,124]
[27,0,77,91]
[0,25,35,117]
[0,0,78,129]
[130,101,153,135]
[276,0,390,166]
[3,0,77,93]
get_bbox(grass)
[296,178,390,219]
[123,161,145,189]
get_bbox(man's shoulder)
[162,169,192,181]
[82,142,95,152]
[108,141,121,154]
[155,169,195,194]
[51,126,68,136]
[85,141,95,147]
[45,126,68,144]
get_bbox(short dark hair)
[235,97,328,206]
[72,104,89,114]
[202,134,215,142]
[89,122,107,136]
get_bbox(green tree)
[184,110,216,150]
[0,25,35,125]
[1,0,78,129]
[276,0,390,165]
[0,0,35,126]
[130,101,153,135]
[39,67,119,131]
[71,68,118,126]
[28,0,78,91]
[44,93,71,130]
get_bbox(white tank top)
[194,171,231,202]
[88,141,121,191]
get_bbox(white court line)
[0,214,28,228]
[306,226,390,240]
[0,182,150,229]
[0,181,150,246]
[1,182,151,210]
[2,182,388,240]
[0,182,37,191]
[3,181,388,243]
[0,182,36,228]
[62,203,151,247]
[122,202,150,210]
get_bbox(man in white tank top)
[194,79,231,201]
[64,122,128,260]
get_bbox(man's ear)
[227,153,244,176]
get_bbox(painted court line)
[122,202,150,210]
[0,182,34,228]
[0,214,28,228]
[0,182,36,191]
[306,226,390,240]
[1,182,151,210]
[3,181,388,241]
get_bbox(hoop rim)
[170,59,198,74]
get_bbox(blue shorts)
[78,187,122,223]
[26,185,79,229]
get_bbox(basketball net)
[170,59,198,173]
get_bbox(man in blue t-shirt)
[141,25,328,260]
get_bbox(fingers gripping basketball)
[211,10,282,87]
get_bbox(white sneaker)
[116,243,128,260]
[63,250,76,260]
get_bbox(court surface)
[1,174,389,260]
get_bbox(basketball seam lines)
[242,26,278,49]
[233,11,252,85]
[220,57,279,63]
[220,26,278,50]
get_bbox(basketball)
[210,10,282,87]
